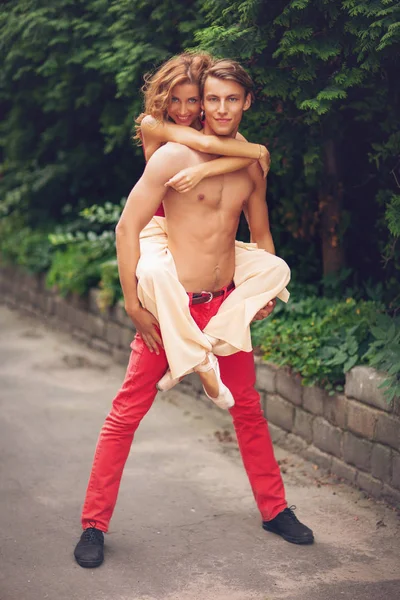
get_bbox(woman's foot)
[194,353,234,410]
[156,368,192,392]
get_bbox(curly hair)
[134,52,213,143]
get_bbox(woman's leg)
[137,233,212,380]
[204,244,290,356]
[138,219,229,401]
[138,229,290,375]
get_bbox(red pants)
[81,292,287,531]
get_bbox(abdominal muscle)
[159,147,252,293]
[166,206,238,293]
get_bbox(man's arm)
[116,144,189,350]
[245,162,275,255]
[244,162,278,321]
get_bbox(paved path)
[0,304,399,600]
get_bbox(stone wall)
[253,363,400,508]
[1,266,399,508]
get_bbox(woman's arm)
[141,115,267,161]
[165,133,271,193]
[165,156,255,193]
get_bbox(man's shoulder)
[151,141,193,161]
[144,143,194,183]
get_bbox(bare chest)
[171,171,253,215]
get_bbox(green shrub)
[45,201,122,298]
[97,259,122,312]
[2,202,397,401]
[251,296,383,394]
[0,214,53,273]
[46,243,106,297]
[364,314,400,403]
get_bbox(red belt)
[190,281,235,305]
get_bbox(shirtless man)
[73,59,314,569]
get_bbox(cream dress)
[137,216,290,380]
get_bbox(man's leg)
[218,350,287,521]
[218,350,314,544]
[74,333,168,567]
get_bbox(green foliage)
[0,213,53,273]
[252,296,382,393]
[97,259,122,312]
[2,0,399,299]
[1,0,399,395]
[1,0,130,223]
[79,201,125,226]
[46,243,104,297]
[0,0,202,227]
[193,0,400,300]
[45,200,123,297]
[364,314,400,403]
[385,194,400,238]
[0,199,123,301]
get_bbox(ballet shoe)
[194,353,234,410]
[156,368,192,392]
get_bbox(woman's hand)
[258,146,271,178]
[165,165,205,193]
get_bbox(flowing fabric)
[137,216,290,379]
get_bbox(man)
[74,60,314,568]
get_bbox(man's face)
[202,76,251,137]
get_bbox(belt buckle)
[201,291,213,304]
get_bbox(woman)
[133,53,290,409]
[135,52,270,186]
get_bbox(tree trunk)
[319,138,345,277]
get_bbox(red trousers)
[81,291,287,531]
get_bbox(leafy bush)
[251,296,384,394]
[97,259,122,312]
[364,314,400,403]
[2,0,400,299]
[45,201,123,299]
[0,213,53,273]
[46,244,104,297]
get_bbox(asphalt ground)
[0,303,399,600]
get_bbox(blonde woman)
[132,53,290,409]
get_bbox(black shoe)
[262,506,314,545]
[74,527,104,568]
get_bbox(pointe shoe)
[194,353,234,410]
[156,368,193,392]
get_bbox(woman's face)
[168,83,201,126]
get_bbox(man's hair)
[199,59,255,100]
[135,52,213,142]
